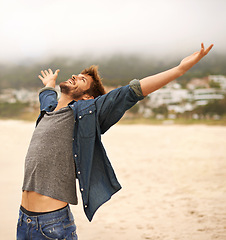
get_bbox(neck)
[54,93,74,111]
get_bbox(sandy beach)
[0,120,226,240]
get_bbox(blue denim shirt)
[37,80,144,221]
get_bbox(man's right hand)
[38,68,60,88]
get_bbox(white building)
[0,88,38,103]
[147,88,192,110]
[192,88,225,106]
[13,89,38,103]
[186,77,209,90]
[145,83,226,114]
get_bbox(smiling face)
[59,73,94,100]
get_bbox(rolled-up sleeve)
[39,86,58,95]
[129,79,144,97]
[38,88,58,112]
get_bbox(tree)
[152,104,168,118]
[209,80,221,89]
[193,95,226,117]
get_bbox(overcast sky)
[0,0,225,63]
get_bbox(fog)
[0,0,225,63]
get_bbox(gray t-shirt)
[22,80,143,205]
[22,106,78,205]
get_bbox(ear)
[82,94,94,100]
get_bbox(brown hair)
[81,65,106,98]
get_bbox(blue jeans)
[17,205,78,240]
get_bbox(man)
[17,43,213,239]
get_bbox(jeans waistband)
[18,204,73,226]
[20,204,68,216]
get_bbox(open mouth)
[68,78,75,85]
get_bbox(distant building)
[145,78,226,114]
[186,77,209,90]
[147,88,192,113]
[192,88,225,106]
[0,88,39,103]
[13,89,38,103]
[0,89,16,103]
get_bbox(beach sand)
[0,120,226,239]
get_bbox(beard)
[59,81,85,99]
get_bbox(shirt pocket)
[77,104,96,138]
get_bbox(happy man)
[17,43,213,240]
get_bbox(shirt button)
[78,171,81,174]
[79,116,82,119]
[85,205,88,208]
[89,110,92,114]
[74,154,77,157]
[81,188,84,191]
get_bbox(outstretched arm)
[140,43,213,96]
[38,68,60,88]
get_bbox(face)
[60,73,93,100]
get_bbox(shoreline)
[1,117,226,126]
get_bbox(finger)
[48,68,53,74]
[38,75,44,81]
[44,70,49,75]
[54,69,60,75]
[204,44,214,55]
[41,70,46,77]
[199,43,205,55]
